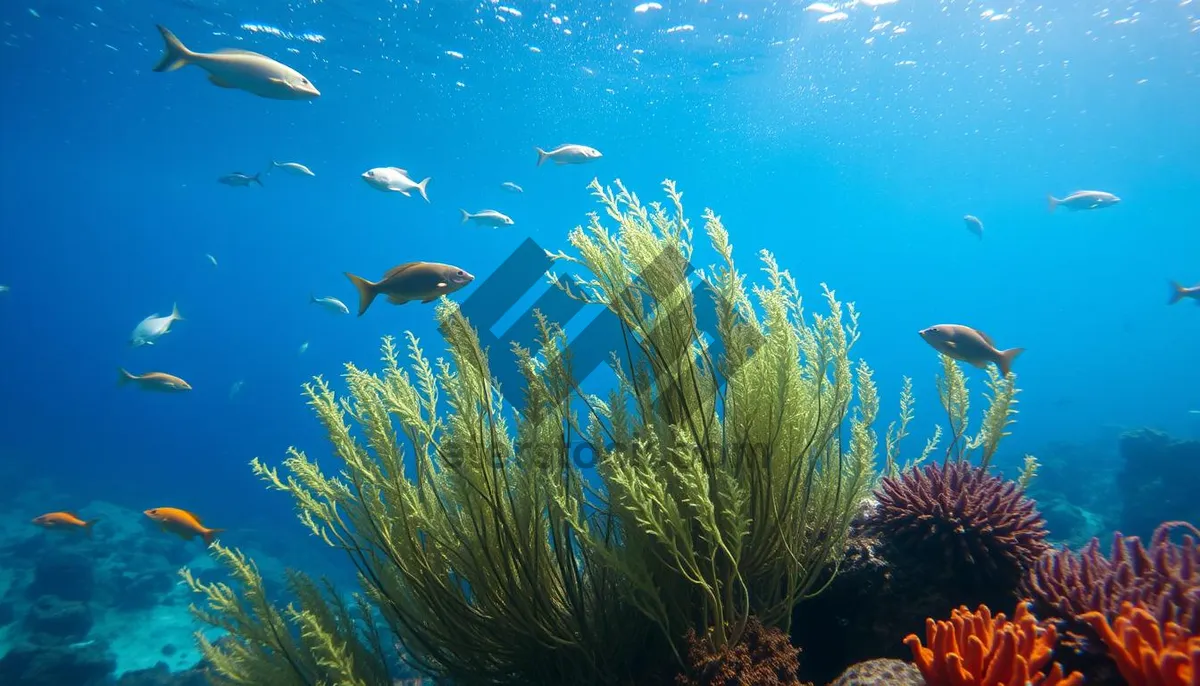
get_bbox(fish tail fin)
[416,177,430,203]
[170,302,183,321]
[253,173,263,186]
[153,25,193,72]
[84,519,100,537]
[309,293,317,304]
[202,528,225,545]
[997,347,1025,377]
[1167,280,1186,305]
[344,272,379,317]
[535,147,549,166]
[1047,194,1059,213]
[117,368,135,386]
[460,209,470,224]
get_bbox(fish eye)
[148,509,157,514]
[456,270,464,276]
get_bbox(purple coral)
[870,461,1050,587]
[1022,520,1200,634]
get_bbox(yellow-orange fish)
[32,511,99,536]
[919,324,1025,377]
[144,507,223,544]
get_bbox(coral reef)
[904,602,1083,686]
[1022,520,1200,685]
[674,616,808,686]
[1117,429,1200,538]
[1081,601,1199,686]
[828,658,923,686]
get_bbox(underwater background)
[0,0,1198,683]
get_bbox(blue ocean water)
[0,0,1198,680]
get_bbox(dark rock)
[0,600,14,626]
[26,550,95,602]
[115,661,209,686]
[23,594,93,642]
[0,639,115,686]
[161,643,177,656]
[1117,429,1200,538]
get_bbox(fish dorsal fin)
[177,508,203,526]
[387,167,408,175]
[975,329,996,347]
[214,48,265,57]
[383,262,421,279]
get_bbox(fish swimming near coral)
[143,507,223,544]
[344,262,475,316]
[918,324,1025,377]
[151,25,320,100]
[1168,281,1200,305]
[129,303,183,346]
[32,512,99,536]
[1047,190,1120,212]
[219,172,262,187]
[460,209,515,227]
[535,144,603,166]
[118,369,192,392]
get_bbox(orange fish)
[32,511,99,536]
[144,507,223,544]
[919,324,1025,377]
[1168,280,1200,306]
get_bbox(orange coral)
[904,602,1084,686]
[1080,601,1200,686]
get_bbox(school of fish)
[12,23,1194,548]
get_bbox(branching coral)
[184,180,886,685]
[1023,521,1200,636]
[904,602,1083,686]
[870,460,1049,596]
[1080,602,1199,686]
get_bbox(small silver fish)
[271,161,315,177]
[501,181,524,193]
[535,144,602,166]
[219,172,262,187]
[1048,190,1120,212]
[0,285,9,293]
[229,380,245,399]
[963,215,984,239]
[130,304,183,347]
[361,167,430,202]
[310,294,350,314]
[205,253,218,268]
[298,341,309,355]
[460,209,514,227]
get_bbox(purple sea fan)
[1022,520,1200,634]
[870,461,1051,587]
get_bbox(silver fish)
[963,215,984,239]
[219,172,262,187]
[501,181,524,193]
[271,161,315,177]
[1048,190,1120,212]
[460,209,514,227]
[310,294,350,314]
[535,144,602,166]
[361,167,430,202]
[152,25,320,100]
[130,304,183,347]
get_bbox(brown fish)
[344,262,475,316]
[918,324,1025,377]
[144,507,223,544]
[1168,280,1200,306]
[32,511,99,536]
[118,368,192,392]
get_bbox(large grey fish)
[344,262,474,316]
[918,324,1024,377]
[219,172,262,187]
[152,25,320,100]
[1047,190,1120,212]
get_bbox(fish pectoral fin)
[395,189,412,196]
[437,282,447,288]
[942,340,957,350]
[207,74,237,89]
